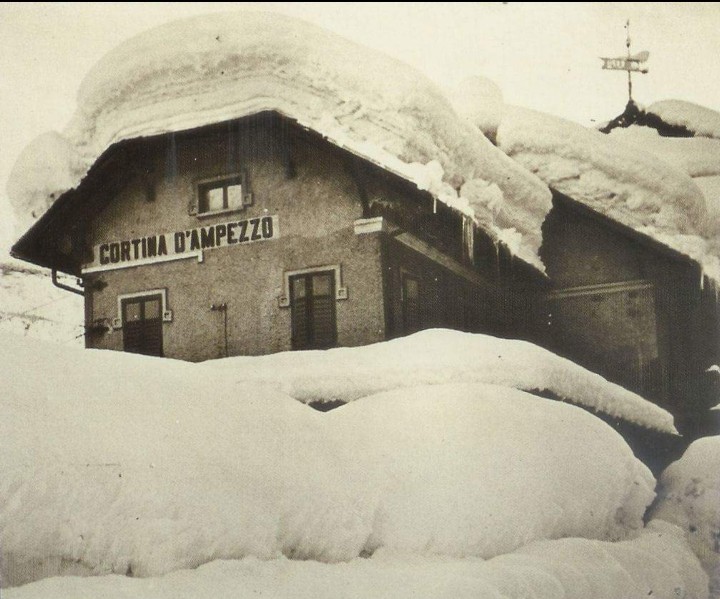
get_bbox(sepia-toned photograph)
[0,3,718,597]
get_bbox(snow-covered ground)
[651,436,720,598]
[1,331,702,595]
[4,521,707,599]
[206,328,676,433]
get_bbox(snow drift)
[650,436,720,598]
[7,11,551,269]
[1,332,657,586]
[3,521,708,599]
[206,328,676,433]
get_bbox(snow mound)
[648,100,720,139]
[449,76,505,137]
[0,332,655,586]
[206,328,676,433]
[498,106,720,283]
[328,385,655,559]
[4,522,707,599]
[9,11,551,270]
[650,436,720,598]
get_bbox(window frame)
[278,265,347,307]
[191,172,252,218]
[111,288,172,330]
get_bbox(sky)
[1,2,719,256]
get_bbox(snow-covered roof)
[7,11,550,271]
[9,12,720,282]
[495,106,720,283]
[648,99,720,139]
[608,125,720,178]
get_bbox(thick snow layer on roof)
[695,176,720,223]
[648,100,720,139]
[4,521,708,599]
[497,106,720,283]
[6,132,85,233]
[449,76,505,138]
[0,332,657,587]
[607,127,720,232]
[206,328,676,433]
[650,436,720,598]
[8,11,551,269]
[608,125,720,178]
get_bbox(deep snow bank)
[205,328,676,433]
[1,332,655,586]
[650,436,720,598]
[4,522,707,599]
[8,11,551,269]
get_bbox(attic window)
[193,173,252,216]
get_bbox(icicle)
[492,237,500,277]
[462,216,475,264]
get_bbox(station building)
[12,111,540,362]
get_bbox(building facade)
[14,112,538,362]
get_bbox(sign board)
[601,57,649,72]
[82,215,279,273]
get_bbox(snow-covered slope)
[496,106,720,282]
[650,436,720,598]
[1,332,658,587]
[4,521,708,599]
[0,262,83,344]
[7,11,551,270]
[205,328,676,433]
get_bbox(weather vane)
[601,20,649,103]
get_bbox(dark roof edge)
[551,189,700,270]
